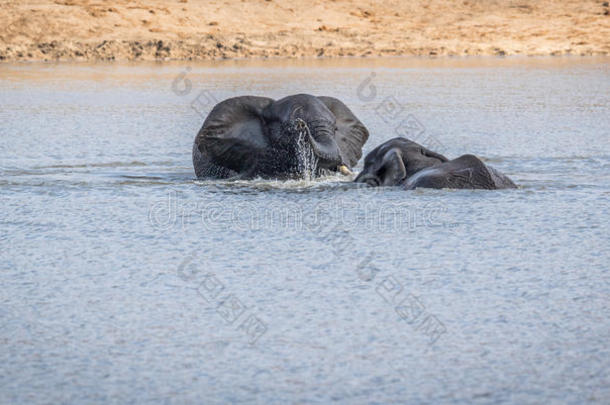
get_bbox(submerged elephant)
[193,94,369,179]
[354,137,516,189]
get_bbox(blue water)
[1,57,609,404]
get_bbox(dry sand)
[1,0,609,62]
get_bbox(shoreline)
[2,55,609,72]
[3,54,609,65]
[1,0,609,62]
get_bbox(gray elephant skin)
[354,137,516,190]
[193,94,369,179]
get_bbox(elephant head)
[354,137,448,187]
[193,94,369,179]
[355,137,517,190]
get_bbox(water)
[1,57,609,404]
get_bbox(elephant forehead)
[263,94,334,122]
[366,139,426,165]
[382,138,421,152]
[365,142,400,164]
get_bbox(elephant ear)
[381,149,408,186]
[195,96,274,174]
[317,96,369,167]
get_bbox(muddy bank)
[1,0,609,61]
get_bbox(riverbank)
[1,0,609,62]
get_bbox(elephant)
[192,94,369,179]
[354,137,517,190]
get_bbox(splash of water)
[295,128,319,181]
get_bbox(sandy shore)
[1,0,609,62]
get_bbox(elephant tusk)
[338,165,353,176]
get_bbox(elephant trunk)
[294,118,344,171]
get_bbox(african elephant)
[354,137,516,189]
[192,94,369,179]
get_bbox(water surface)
[1,57,609,404]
